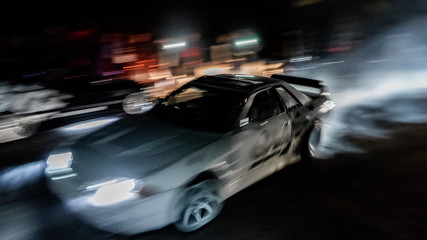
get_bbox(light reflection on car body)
[45,74,328,235]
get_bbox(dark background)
[0,0,426,61]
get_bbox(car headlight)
[87,178,158,207]
[45,151,73,174]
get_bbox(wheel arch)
[169,170,221,226]
[186,170,218,187]
[300,117,322,161]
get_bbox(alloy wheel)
[174,180,223,232]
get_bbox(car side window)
[248,90,282,122]
[275,86,299,109]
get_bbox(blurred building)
[212,29,261,62]
[153,33,203,77]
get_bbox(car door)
[266,87,293,156]
[227,88,291,193]
[245,88,292,171]
[274,85,310,141]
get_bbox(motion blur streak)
[292,17,427,156]
[162,42,186,49]
[235,38,258,47]
[62,117,118,131]
[0,161,44,191]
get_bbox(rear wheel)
[301,120,322,161]
[174,180,223,232]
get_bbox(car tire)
[301,120,322,161]
[174,179,223,232]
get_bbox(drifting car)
[45,74,330,235]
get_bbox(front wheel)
[174,180,223,232]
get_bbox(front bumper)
[47,177,181,235]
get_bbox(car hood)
[71,114,220,181]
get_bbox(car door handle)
[260,120,268,126]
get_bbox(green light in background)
[234,37,259,47]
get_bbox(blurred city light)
[234,38,258,47]
[289,56,313,63]
[162,42,186,49]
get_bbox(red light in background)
[123,64,145,71]
[180,47,201,58]
[136,59,157,64]
[149,63,169,68]
[68,30,93,40]
[64,74,87,79]
[328,45,352,52]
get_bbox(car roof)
[192,74,283,93]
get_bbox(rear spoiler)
[271,74,329,96]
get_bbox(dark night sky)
[1,0,425,58]
[0,1,300,37]
[0,0,355,61]
[1,0,426,38]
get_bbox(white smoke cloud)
[289,16,427,156]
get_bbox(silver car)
[45,74,326,235]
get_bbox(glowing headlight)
[90,179,139,206]
[45,152,73,174]
[87,178,159,206]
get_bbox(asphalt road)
[0,122,426,240]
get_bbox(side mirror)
[123,92,155,114]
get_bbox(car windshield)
[152,83,247,133]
